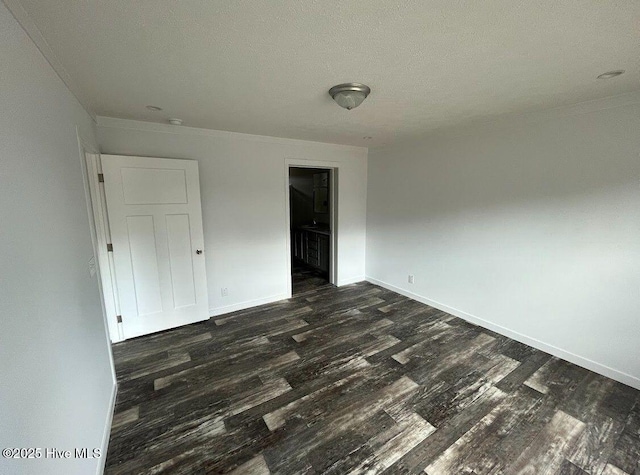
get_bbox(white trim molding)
[209,293,290,317]
[366,276,640,391]
[284,158,341,296]
[97,116,368,152]
[337,276,366,287]
[83,151,123,343]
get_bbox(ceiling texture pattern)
[11,0,640,146]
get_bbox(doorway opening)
[289,167,334,295]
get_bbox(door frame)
[76,131,118,475]
[82,151,124,342]
[284,158,339,296]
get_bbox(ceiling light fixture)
[146,105,163,111]
[363,136,372,140]
[168,118,183,125]
[597,70,625,79]
[329,83,371,110]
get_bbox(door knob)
[196,249,203,254]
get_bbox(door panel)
[121,167,188,204]
[166,214,197,308]
[102,155,208,339]
[127,215,163,316]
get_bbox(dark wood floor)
[106,274,640,474]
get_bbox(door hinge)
[98,173,104,183]
[116,315,122,323]
[107,243,113,252]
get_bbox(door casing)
[284,158,339,296]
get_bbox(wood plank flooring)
[106,274,640,474]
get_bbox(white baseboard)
[97,381,117,475]
[208,278,367,317]
[366,276,640,391]
[337,275,366,287]
[209,293,290,317]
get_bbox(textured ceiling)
[13,0,640,146]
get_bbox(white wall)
[0,3,115,474]
[366,93,640,389]
[97,118,368,316]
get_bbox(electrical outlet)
[88,256,97,277]
[408,275,415,284]
[221,287,229,297]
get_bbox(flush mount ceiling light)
[597,70,625,79]
[329,83,371,110]
[146,105,163,111]
[168,118,183,125]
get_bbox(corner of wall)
[365,276,640,391]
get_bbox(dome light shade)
[329,83,371,110]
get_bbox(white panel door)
[102,155,208,339]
